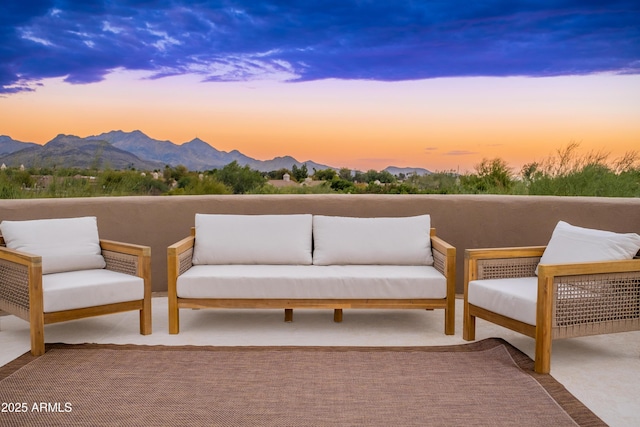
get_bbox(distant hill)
[0,134,164,170]
[0,130,432,174]
[0,135,38,155]
[88,130,333,172]
[384,166,432,176]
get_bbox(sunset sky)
[1,1,639,172]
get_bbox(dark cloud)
[1,0,639,93]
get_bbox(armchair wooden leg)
[334,309,343,323]
[463,307,476,341]
[140,300,152,335]
[284,309,293,322]
[30,312,45,356]
[445,302,455,335]
[168,299,179,334]
[534,332,552,374]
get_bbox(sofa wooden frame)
[168,228,456,335]
[463,246,640,373]
[0,236,152,356]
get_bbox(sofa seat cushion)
[467,277,538,326]
[43,269,144,313]
[177,265,447,300]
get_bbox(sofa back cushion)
[537,221,640,274]
[312,215,433,266]
[192,214,313,265]
[0,216,106,274]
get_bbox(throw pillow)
[537,220,640,274]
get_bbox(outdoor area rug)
[0,338,605,426]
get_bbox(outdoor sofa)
[168,213,456,334]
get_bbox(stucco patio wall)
[1,194,638,294]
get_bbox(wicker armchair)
[0,218,152,356]
[463,246,640,373]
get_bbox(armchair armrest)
[431,235,455,278]
[538,258,640,277]
[0,245,42,267]
[100,239,152,335]
[167,235,195,335]
[167,236,195,278]
[466,246,546,281]
[100,239,151,279]
[536,258,640,340]
[466,246,546,260]
[0,246,43,323]
[430,233,456,335]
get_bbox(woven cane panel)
[103,250,139,276]
[553,272,640,338]
[179,248,194,275]
[476,257,540,280]
[432,249,446,276]
[0,300,29,321]
[0,258,30,317]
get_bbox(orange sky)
[1,71,638,172]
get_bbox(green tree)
[329,176,355,192]
[291,163,308,182]
[313,168,337,181]
[338,167,354,181]
[213,161,266,194]
[266,168,292,180]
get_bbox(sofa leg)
[284,309,293,322]
[334,309,343,323]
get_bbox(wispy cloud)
[1,1,639,93]
[444,150,478,156]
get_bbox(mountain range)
[0,131,432,175]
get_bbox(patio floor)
[1,296,638,426]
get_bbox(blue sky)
[2,0,639,94]
[1,1,639,172]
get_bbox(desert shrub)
[169,176,230,195]
[0,172,23,198]
[329,177,356,193]
[460,158,512,193]
[98,170,169,196]
[404,172,459,193]
[523,143,640,197]
[255,182,333,194]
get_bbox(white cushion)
[467,277,538,326]
[0,216,106,274]
[42,269,144,312]
[192,214,312,265]
[537,221,640,274]
[312,215,433,266]
[177,265,447,299]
